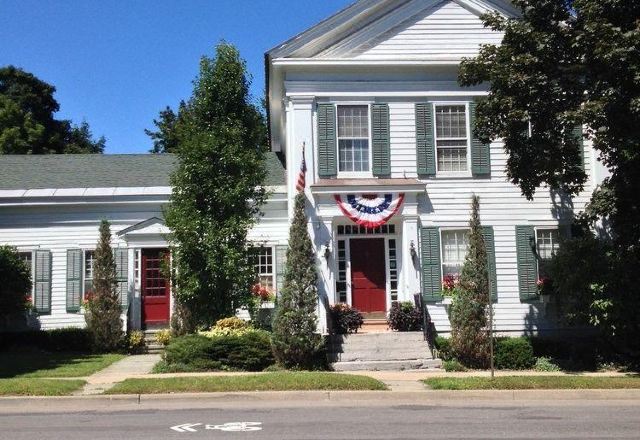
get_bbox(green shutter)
[66,249,82,312]
[482,226,498,302]
[34,250,52,314]
[317,103,337,177]
[420,226,442,302]
[371,103,391,176]
[415,103,436,176]
[573,124,585,171]
[470,101,491,176]
[275,245,287,296]
[516,225,538,302]
[114,248,129,309]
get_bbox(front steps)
[328,331,441,371]
[143,329,165,354]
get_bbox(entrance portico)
[309,179,424,332]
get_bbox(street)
[1,398,639,439]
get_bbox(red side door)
[141,249,170,327]
[350,238,387,313]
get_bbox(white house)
[0,0,606,337]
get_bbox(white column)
[401,195,421,302]
[310,217,333,334]
[286,96,315,218]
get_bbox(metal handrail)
[414,293,436,358]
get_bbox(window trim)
[251,246,275,292]
[335,103,373,178]
[17,250,35,295]
[439,228,470,282]
[83,249,95,299]
[534,227,559,279]
[433,102,472,177]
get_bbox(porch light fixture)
[323,241,331,260]
[410,240,417,262]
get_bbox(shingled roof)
[0,152,286,190]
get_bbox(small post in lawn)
[489,276,494,379]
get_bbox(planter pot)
[260,301,275,309]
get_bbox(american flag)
[296,143,306,192]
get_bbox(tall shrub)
[165,43,267,328]
[271,192,324,369]
[449,195,490,368]
[85,220,123,351]
[0,245,31,329]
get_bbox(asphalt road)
[1,399,639,439]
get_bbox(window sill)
[337,172,373,179]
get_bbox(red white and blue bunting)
[334,193,405,229]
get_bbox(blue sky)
[0,0,351,153]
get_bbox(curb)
[1,389,639,413]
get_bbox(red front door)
[350,238,387,313]
[141,249,170,327]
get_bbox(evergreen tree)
[165,43,267,328]
[85,220,123,352]
[271,192,324,369]
[449,195,490,368]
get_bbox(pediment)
[117,217,170,237]
[318,0,506,60]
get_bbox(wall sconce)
[323,241,331,260]
[410,240,417,262]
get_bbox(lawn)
[107,372,387,394]
[0,378,86,396]
[0,352,125,378]
[424,376,640,390]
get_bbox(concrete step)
[332,358,442,371]
[329,348,433,362]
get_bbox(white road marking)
[170,423,202,432]
[206,422,263,432]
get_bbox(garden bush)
[387,301,422,332]
[329,304,364,334]
[163,330,274,372]
[443,359,467,372]
[0,328,93,352]
[535,356,561,372]
[126,330,146,354]
[155,329,172,346]
[494,337,535,370]
[215,317,249,330]
[434,336,453,361]
[0,245,31,327]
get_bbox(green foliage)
[145,104,185,153]
[0,66,105,154]
[550,234,640,352]
[0,328,93,352]
[84,220,123,352]
[215,316,249,330]
[449,196,490,368]
[165,43,267,327]
[0,245,31,325]
[443,359,467,372]
[535,356,561,372]
[387,301,422,332]
[434,336,453,361]
[126,330,146,354]
[494,337,535,370]
[155,329,172,346]
[329,304,364,334]
[271,192,324,370]
[162,330,274,372]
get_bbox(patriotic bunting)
[334,193,405,229]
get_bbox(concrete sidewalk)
[77,354,161,395]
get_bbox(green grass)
[0,352,125,378]
[106,372,388,394]
[0,378,86,396]
[424,375,640,390]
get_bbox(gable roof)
[266,0,518,60]
[0,153,286,190]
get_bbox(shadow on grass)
[0,350,122,378]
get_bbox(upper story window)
[441,229,469,280]
[337,105,370,173]
[435,104,469,173]
[536,228,559,278]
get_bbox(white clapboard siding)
[350,1,504,59]
[0,193,287,330]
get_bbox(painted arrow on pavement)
[170,423,202,433]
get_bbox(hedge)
[0,328,93,352]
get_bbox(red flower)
[251,283,272,301]
[442,274,458,291]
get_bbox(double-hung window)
[441,230,469,280]
[435,104,469,173]
[84,250,95,298]
[337,105,370,173]
[536,229,559,279]
[18,252,34,295]
[251,247,274,291]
